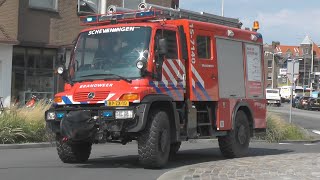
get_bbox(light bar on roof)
[80,10,161,25]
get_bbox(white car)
[266,88,281,107]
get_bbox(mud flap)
[60,111,97,141]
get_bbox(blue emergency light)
[103,111,113,117]
[56,112,65,119]
[85,16,97,23]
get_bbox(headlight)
[115,110,133,119]
[46,112,56,120]
[57,66,64,74]
[136,60,144,69]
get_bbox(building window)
[123,0,144,9]
[11,47,57,105]
[197,36,211,59]
[268,59,272,68]
[29,0,58,11]
[267,72,272,80]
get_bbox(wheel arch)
[135,94,180,142]
[232,101,254,137]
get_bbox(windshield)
[267,90,279,94]
[69,26,151,82]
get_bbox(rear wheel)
[56,138,92,163]
[218,110,250,158]
[138,110,171,168]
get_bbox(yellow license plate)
[106,101,129,107]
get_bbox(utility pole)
[303,55,306,95]
[221,0,224,17]
[311,42,314,91]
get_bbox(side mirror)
[57,48,67,65]
[158,38,168,55]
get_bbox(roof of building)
[274,45,301,57]
[301,35,313,45]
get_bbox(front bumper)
[45,104,147,135]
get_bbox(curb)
[279,139,320,144]
[0,142,56,150]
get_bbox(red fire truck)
[45,3,266,168]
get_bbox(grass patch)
[0,101,51,144]
[265,112,312,142]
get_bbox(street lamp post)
[288,59,299,124]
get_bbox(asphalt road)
[268,103,320,137]
[0,141,320,180]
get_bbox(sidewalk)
[158,153,320,180]
[0,142,55,150]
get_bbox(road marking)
[278,143,291,145]
[312,130,320,135]
[304,144,316,146]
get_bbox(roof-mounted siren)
[252,21,260,32]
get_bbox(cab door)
[151,28,186,101]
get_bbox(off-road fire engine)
[45,3,266,168]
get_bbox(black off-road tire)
[56,140,92,163]
[138,110,171,169]
[218,110,250,158]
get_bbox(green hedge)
[0,102,51,144]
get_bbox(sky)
[180,0,320,46]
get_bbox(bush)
[266,113,311,142]
[0,101,51,144]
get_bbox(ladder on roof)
[137,3,242,28]
[82,3,242,28]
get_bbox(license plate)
[106,101,129,107]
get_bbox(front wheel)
[218,110,250,158]
[56,138,92,163]
[138,110,171,168]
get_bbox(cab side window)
[197,36,211,59]
[155,30,178,59]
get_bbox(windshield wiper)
[79,73,132,83]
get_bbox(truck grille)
[73,91,109,102]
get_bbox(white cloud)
[241,8,320,44]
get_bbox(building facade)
[264,36,320,91]
[0,0,177,107]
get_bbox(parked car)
[266,88,281,107]
[297,96,312,109]
[306,98,320,110]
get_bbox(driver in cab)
[93,35,123,69]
